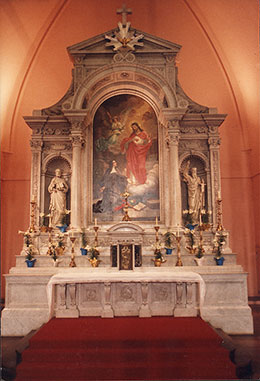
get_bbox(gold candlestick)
[93,225,99,247]
[69,236,76,267]
[216,196,224,231]
[154,225,160,242]
[121,191,131,221]
[29,196,37,232]
[175,236,183,266]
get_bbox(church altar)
[2,6,253,336]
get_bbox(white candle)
[94,218,97,226]
[177,224,180,237]
[155,217,158,226]
[217,191,221,199]
[32,195,36,202]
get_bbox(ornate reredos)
[37,11,212,118]
[25,7,227,227]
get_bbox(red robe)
[120,131,152,184]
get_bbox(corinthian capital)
[208,137,221,148]
[70,135,85,147]
[166,131,180,147]
[30,140,43,151]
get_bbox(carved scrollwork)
[43,127,70,136]
[180,126,208,134]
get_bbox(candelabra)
[69,236,76,267]
[216,195,224,231]
[121,191,131,221]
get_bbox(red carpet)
[15,317,236,380]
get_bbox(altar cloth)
[46,269,206,319]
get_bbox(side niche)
[43,157,71,225]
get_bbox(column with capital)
[208,135,221,227]
[70,132,84,229]
[30,138,43,227]
[167,122,182,227]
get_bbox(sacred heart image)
[93,94,159,222]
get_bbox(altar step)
[15,317,237,380]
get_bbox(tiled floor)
[1,305,260,380]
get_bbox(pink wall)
[1,0,259,296]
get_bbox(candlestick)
[216,196,224,231]
[121,191,131,221]
[175,236,183,266]
[69,236,76,267]
[29,196,37,232]
[94,225,99,247]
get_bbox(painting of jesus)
[93,94,159,222]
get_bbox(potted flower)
[25,245,36,267]
[213,231,226,265]
[163,231,174,254]
[151,242,166,266]
[80,230,88,255]
[87,246,101,267]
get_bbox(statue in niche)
[183,161,205,224]
[48,168,69,227]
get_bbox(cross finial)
[117,4,132,26]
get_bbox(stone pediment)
[67,27,181,58]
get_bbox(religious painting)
[93,94,159,222]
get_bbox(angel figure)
[95,108,130,152]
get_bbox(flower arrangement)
[213,231,226,258]
[185,227,197,254]
[39,212,50,232]
[25,244,35,261]
[200,209,212,231]
[163,231,175,249]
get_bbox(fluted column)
[65,111,87,229]
[167,122,181,227]
[30,138,43,224]
[208,136,221,227]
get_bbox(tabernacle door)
[119,244,133,270]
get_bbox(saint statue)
[183,161,205,223]
[48,168,69,227]
[120,122,152,185]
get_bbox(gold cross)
[117,4,132,26]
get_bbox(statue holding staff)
[183,160,205,224]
